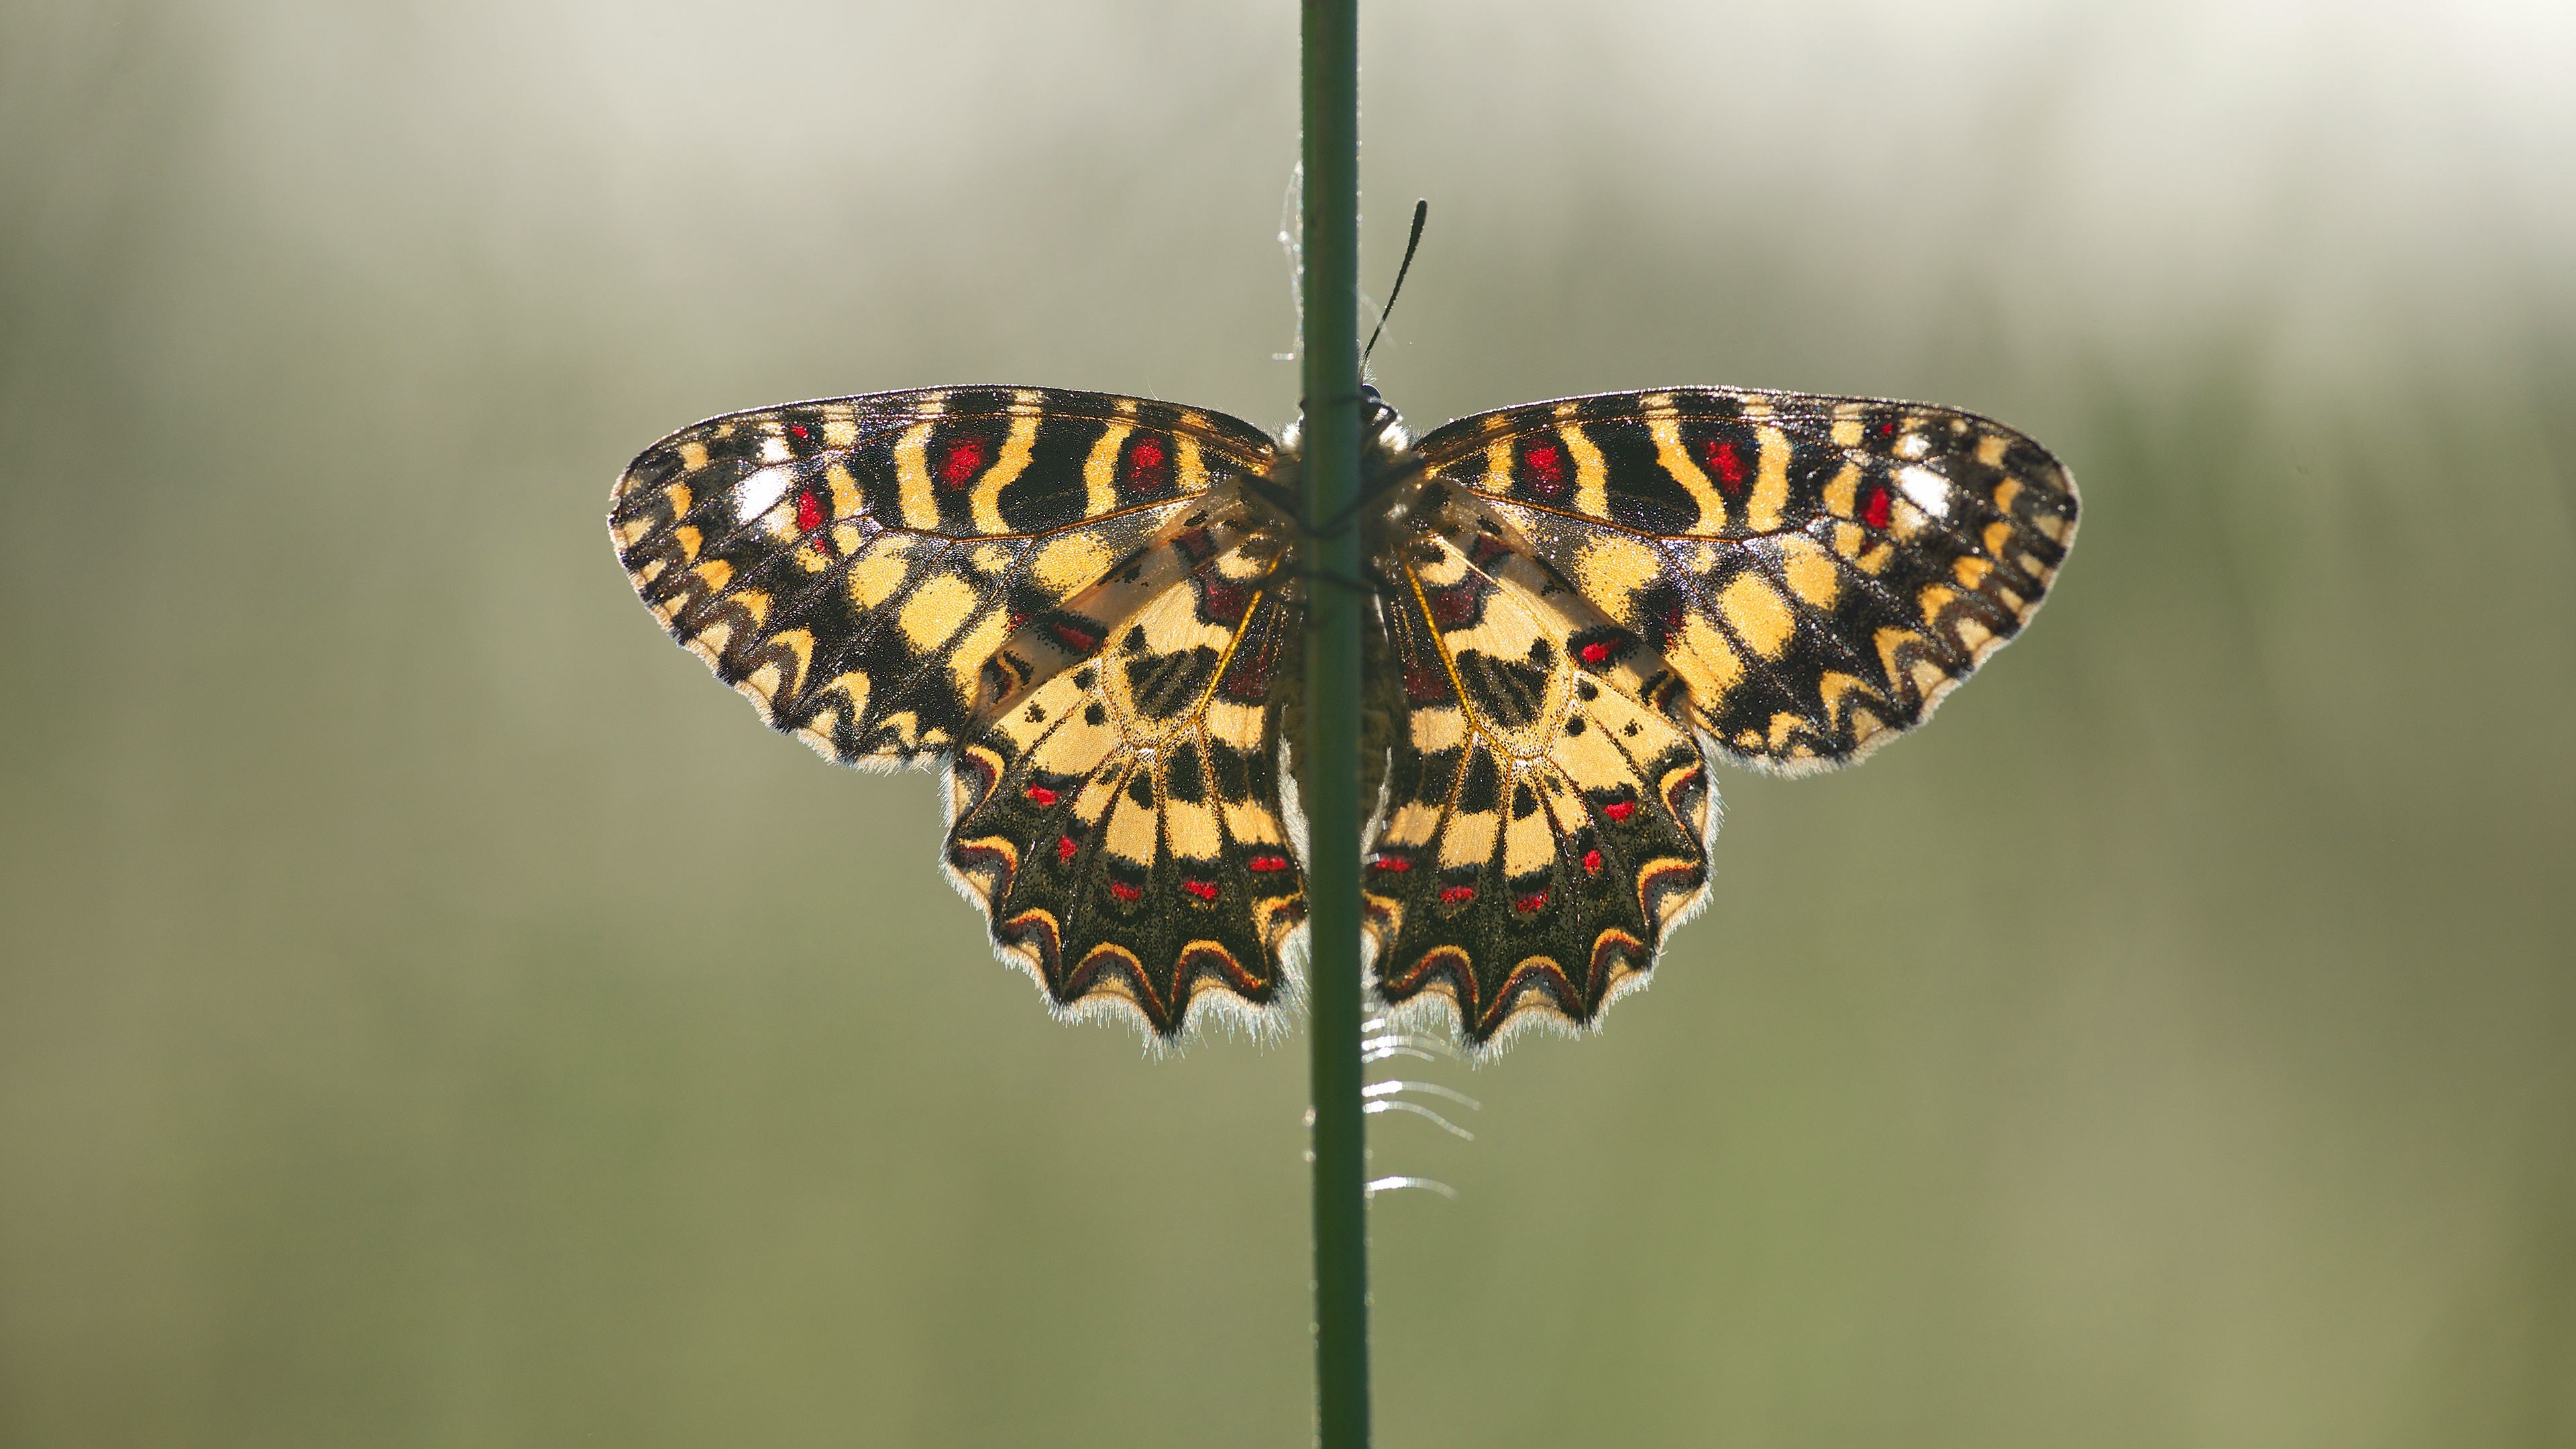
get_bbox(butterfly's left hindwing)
[942,529,1308,1037]
[609,387,1276,767]
[1413,388,2076,773]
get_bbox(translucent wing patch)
[1363,518,1713,1048]
[1411,388,2077,773]
[943,531,1307,1038]
[608,387,1277,766]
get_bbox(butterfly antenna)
[1361,199,1430,375]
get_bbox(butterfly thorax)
[1240,384,1422,539]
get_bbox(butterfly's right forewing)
[1412,388,2076,775]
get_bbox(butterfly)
[608,381,2075,1048]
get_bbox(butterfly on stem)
[608,362,2075,1050]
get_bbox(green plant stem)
[1299,0,1369,1444]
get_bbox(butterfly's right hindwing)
[1362,519,1714,1048]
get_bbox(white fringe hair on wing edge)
[932,757,1305,1059]
[1371,736,1727,1061]
[910,710,1732,1058]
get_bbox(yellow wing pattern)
[943,525,1307,1037]
[609,387,1275,766]
[1363,513,1714,1046]
[614,380,2076,1047]
[1412,388,2076,773]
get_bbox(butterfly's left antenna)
[1361,199,1430,375]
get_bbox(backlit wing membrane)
[943,529,1308,1036]
[610,387,1277,765]
[1363,514,1713,1046]
[613,376,2077,1048]
[1413,388,2077,773]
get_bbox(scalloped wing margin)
[1362,518,1715,1050]
[608,387,1278,768]
[940,531,1309,1041]
[1412,387,2076,773]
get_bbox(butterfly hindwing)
[943,529,1308,1036]
[609,387,1277,766]
[1362,515,1713,1046]
[1412,388,2076,772]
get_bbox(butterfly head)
[1277,384,1415,475]
[1356,384,1412,458]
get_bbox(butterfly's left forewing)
[609,387,1275,767]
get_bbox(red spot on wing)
[1181,878,1219,902]
[1878,420,1897,437]
[1440,885,1478,905]
[1024,786,1057,805]
[1514,890,1548,914]
[1429,585,1479,629]
[1247,854,1290,873]
[1057,835,1079,863]
[1369,856,1412,873]
[1581,849,1603,873]
[937,437,988,487]
[1521,440,1569,497]
[1578,641,1612,666]
[794,489,824,533]
[788,423,811,441]
[1220,635,1280,700]
[1198,580,1247,625]
[1401,659,1449,702]
[1862,485,1892,530]
[1125,436,1169,490]
[1603,800,1636,822]
[1109,880,1142,903]
[1051,621,1099,653]
[1703,439,1747,492]
[1468,531,1516,570]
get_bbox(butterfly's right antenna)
[1361,199,1430,375]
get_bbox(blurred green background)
[4,1,2570,1444]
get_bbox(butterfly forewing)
[609,387,1276,766]
[1411,388,2076,773]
